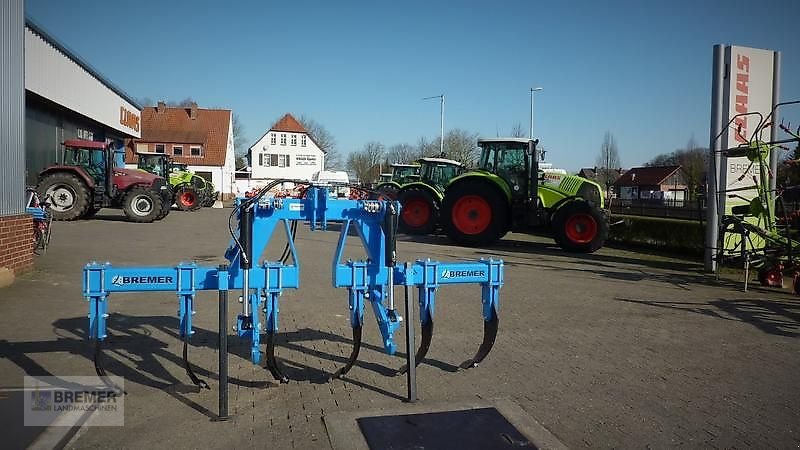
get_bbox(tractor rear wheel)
[399,188,439,234]
[122,187,163,223]
[443,181,508,246]
[37,173,91,221]
[552,200,608,253]
[176,186,201,211]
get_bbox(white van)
[312,170,350,198]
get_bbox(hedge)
[607,214,704,254]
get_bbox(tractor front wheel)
[552,200,608,253]
[176,186,201,211]
[443,181,508,246]
[399,188,439,235]
[122,187,163,223]
[37,173,91,221]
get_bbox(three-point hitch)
[82,182,504,414]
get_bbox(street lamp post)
[423,94,444,155]
[529,87,543,138]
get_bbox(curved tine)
[182,341,209,389]
[329,326,363,380]
[395,320,434,376]
[265,331,289,384]
[459,314,499,370]
[93,340,126,396]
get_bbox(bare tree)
[387,143,416,164]
[347,141,385,182]
[167,97,197,107]
[596,131,622,196]
[298,114,340,170]
[414,136,439,159]
[645,136,707,199]
[232,113,247,155]
[136,96,155,107]
[510,123,526,138]
[443,129,480,167]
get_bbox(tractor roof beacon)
[37,140,171,223]
[442,138,609,253]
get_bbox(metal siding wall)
[0,0,25,216]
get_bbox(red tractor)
[36,140,172,223]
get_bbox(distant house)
[246,113,325,183]
[125,101,236,198]
[577,167,627,198]
[613,165,688,203]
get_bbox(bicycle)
[26,187,53,255]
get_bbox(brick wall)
[0,214,34,274]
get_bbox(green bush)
[608,215,704,254]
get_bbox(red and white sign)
[720,46,775,195]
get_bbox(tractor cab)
[417,157,464,192]
[170,162,188,173]
[389,163,420,184]
[137,153,170,178]
[63,140,110,188]
[476,138,536,199]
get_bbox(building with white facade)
[24,19,142,185]
[124,102,236,198]
[246,113,325,183]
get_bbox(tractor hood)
[114,167,161,183]
[113,168,169,193]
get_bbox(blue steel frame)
[83,186,503,367]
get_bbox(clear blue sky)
[26,0,800,171]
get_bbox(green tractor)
[397,157,465,234]
[375,163,420,199]
[442,138,608,253]
[169,161,218,207]
[136,153,214,211]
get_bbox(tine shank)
[330,326,362,380]
[395,320,434,376]
[266,331,289,383]
[459,315,499,369]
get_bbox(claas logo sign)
[119,107,140,132]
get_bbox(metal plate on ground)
[357,407,536,449]
[323,398,567,450]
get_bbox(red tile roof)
[124,105,232,166]
[271,113,307,133]
[613,165,683,186]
